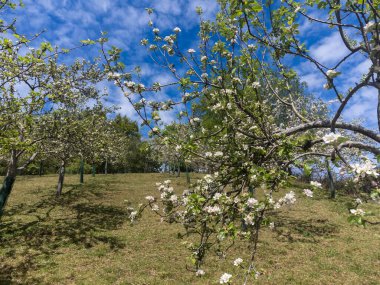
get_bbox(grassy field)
[0,173,379,285]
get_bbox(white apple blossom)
[169,194,178,202]
[129,211,138,222]
[182,197,189,205]
[352,160,379,177]
[326,69,340,78]
[247,197,258,207]
[203,174,213,183]
[269,222,275,230]
[244,213,255,225]
[173,27,181,33]
[204,205,222,215]
[364,21,375,33]
[284,191,296,204]
[137,84,145,92]
[201,73,208,79]
[252,81,261,88]
[188,48,196,53]
[151,204,159,211]
[310,181,322,188]
[277,191,296,207]
[233,257,243,266]
[152,28,160,34]
[350,208,365,216]
[322,132,343,144]
[164,36,174,44]
[124,81,135,88]
[303,189,313,198]
[145,196,155,202]
[213,193,223,200]
[220,273,232,284]
[355,198,362,204]
[205,152,213,157]
[196,269,205,276]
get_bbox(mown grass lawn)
[0,173,379,284]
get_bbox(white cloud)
[342,87,378,128]
[300,72,324,90]
[310,32,350,65]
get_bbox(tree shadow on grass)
[273,214,338,243]
[0,185,129,284]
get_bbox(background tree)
[0,4,106,211]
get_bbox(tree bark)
[80,159,84,183]
[177,162,180,177]
[377,81,380,132]
[279,120,380,143]
[325,159,336,199]
[185,165,190,184]
[39,160,43,176]
[0,152,18,217]
[104,158,108,175]
[92,164,96,177]
[56,160,66,197]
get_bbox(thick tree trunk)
[0,151,18,217]
[92,164,96,177]
[104,158,108,175]
[325,159,336,199]
[79,159,84,183]
[56,161,66,197]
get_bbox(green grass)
[0,174,379,284]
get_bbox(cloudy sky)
[4,0,377,130]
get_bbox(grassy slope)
[0,173,379,285]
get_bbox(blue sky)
[5,0,377,130]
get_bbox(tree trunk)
[56,161,66,197]
[185,165,190,184]
[80,159,84,183]
[39,160,43,176]
[325,159,336,199]
[176,163,180,177]
[0,151,17,217]
[105,158,108,175]
[377,89,380,132]
[0,151,18,217]
[248,185,256,197]
[92,164,96,177]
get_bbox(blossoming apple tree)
[103,0,379,282]
[0,1,104,214]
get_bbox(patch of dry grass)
[0,173,379,284]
